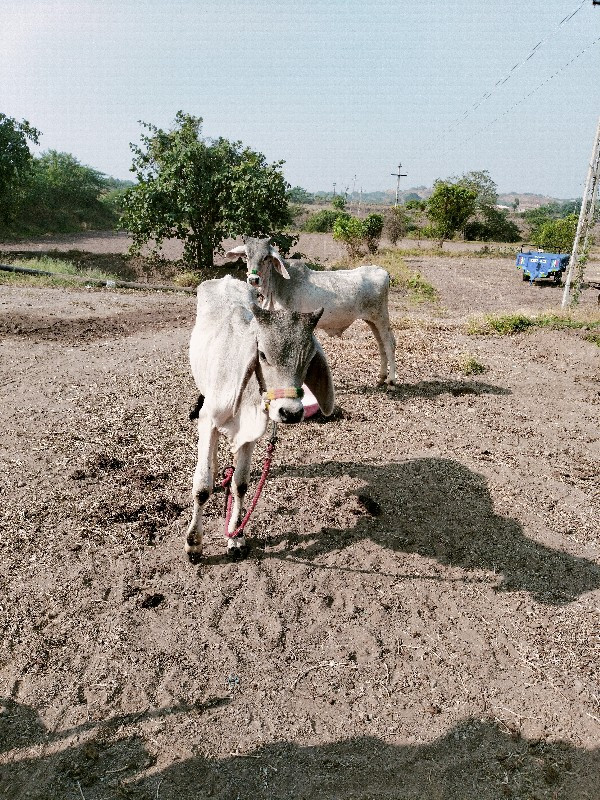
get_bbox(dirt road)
[1,240,599,798]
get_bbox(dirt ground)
[1,233,599,799]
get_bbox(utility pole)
[332,182,336,197]
[561,116,600,308]
[391,163,407,207]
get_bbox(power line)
[445,31,600,156]
[444,0,588,136]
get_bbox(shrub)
[362,213,384,254]
[332,215,364,258]
[302,209,343,233]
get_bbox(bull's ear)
[226,244,247,261]
[305,341,335,417]
[268,246,290,279]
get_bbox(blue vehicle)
[516,250,569,285]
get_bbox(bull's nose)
[278,406,304,424]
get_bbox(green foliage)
[426,181,477,245]
[457,354,487,375]
[384,206,411,245]
[331,195,347,212]
[270,231,299,257]
[533,213,578,253]
[287,185,314,204]
[121,111,291,269]
[455,170,498,209]
[468,312,600,336]
[302,209,343,233]
[464,206,521,243]
[331,213,384,258]
[362,213,384,254]
[17,150,117,233]
[332,215,364,258]
[523,201,580,240]
[0,114,40,228]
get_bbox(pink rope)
[223,441,275,539]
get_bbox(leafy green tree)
[21,150,115,231]
[455,169,498,210]
[533,213,578,253]
[302,209,344,233]
[0,114,40,227]
[331,195,347,212]
[463,206,521,243]
[426,181,477,246]
[287,185,314,204]
[332,215,364,258]
[121,112,291,269]
[362,213,384,254]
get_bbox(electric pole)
[391,163,407,206]
[561,116,600,308]
[332,182,336,197]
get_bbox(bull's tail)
[189,394,204,421]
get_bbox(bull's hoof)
[226,535,248,561]
[186,548,203,564]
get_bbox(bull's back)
[282,263,390,333]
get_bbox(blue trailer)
[516,250,569,285]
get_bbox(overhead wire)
[445,31,600,155]
[444,0,588,136]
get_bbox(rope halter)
[262,386,304,411]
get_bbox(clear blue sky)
[1,0,599,198]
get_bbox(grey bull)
[226,236,396,386]
[186,275,335,562]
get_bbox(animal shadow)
[268,457,600,605]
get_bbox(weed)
[456,354,487,375]
[173,270,203,287]
[468,312,600,336]
[584,332,600,347]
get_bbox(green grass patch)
[468,312,600,336]
[584,332,600,347]
[455,354,488,375]
[0,255,120,287]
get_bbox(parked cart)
[516,250,570,285]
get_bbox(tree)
[332,213,384,258]
[287,185,314,204]
[384,205,410,245]
[362,213,384,254]
[20,150,115,231]
[331,195,347,212]
[426,181,477,246]
[121,112,291,269]
[332,215,364,258]
[0,114,40,227]
[455,169,498,210]
[463,206,521,243]
[533,213,578,253]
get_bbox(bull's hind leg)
[185,416,219,563]
[365,317,396,386]
[226,441,255,560]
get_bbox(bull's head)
[226,237,290,291]
[250,305,334,424]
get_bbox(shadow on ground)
[1,698,597,799]
[256,458,600,605]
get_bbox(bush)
[384,206,410,245]
[464,207,521,243]
[332,215,364,258]
[302,209,344,233]
[363,213,384,254]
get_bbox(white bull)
[226,237,396,386]
[186,275,335,562]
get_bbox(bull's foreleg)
[366,307,396,386]
[226,441,255,558]
[185,415,219,563]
